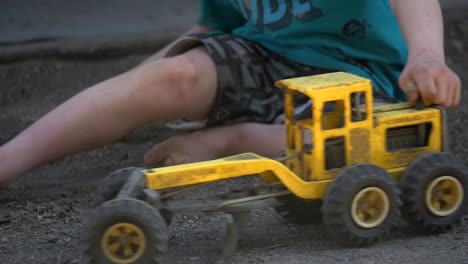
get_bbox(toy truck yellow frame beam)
[143,72,444,199]
[143,153,332,199]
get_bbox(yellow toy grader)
[84,72,468,263]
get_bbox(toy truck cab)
[276,72,445,183]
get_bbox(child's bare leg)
[144,123,285,166]
[0,47,217,187]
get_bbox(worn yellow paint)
[275,72,370,95]
[144,153,331,199]
[349,127,371,164]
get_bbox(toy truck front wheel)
[321,163,402,245]
[84,198,169,264]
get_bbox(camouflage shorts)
[164,33,398,128]
[164,33,332,127]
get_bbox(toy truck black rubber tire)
[84,198,169,264]
[93,167,143,207]
[399,152,468,231]
[321,163,402,245]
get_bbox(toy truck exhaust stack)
[84,72,468,264]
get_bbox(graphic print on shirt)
[231,0,323,31]
[339,19,374,75]
[342,19,369,38]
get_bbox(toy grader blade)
[84,72,468,264]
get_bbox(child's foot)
[144,129,229,166]
[144,123,286,167]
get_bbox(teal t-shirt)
[198,0,408,101]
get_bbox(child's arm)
[389,0,461,108]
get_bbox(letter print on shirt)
[231,0,323,31]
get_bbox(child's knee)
[127,58,196,108]
[151,55,205,106]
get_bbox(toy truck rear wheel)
[399,152,468,231]
[321,164,401,245]
[84,198,169,264]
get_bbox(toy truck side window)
[321,100,345,130]
[321,99,346,170]
[386,122,433,152]
[325,136,346,170]
[350,92,368,122]
[284,92,313,151]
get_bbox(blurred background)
[0,0,199,61]
[1,0,466,46]
[1,0,198,44]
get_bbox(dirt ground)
[1,17,468,264]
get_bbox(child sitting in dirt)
[0,0,460,188]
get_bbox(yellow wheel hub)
[351,187,389,228]
[425,176,464,216]
[101,223,146,264]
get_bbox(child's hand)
[399,56,461,109]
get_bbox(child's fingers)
[452,87,460,108]
[164,153,188,166]
[400,60,461,109]
[434,74,450,107]
[400,78,419,103]
[433,70,461,109]
[411,71,437,106]
[446,77,457,108]
[452,74,462,107]
[144,137,193,166]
